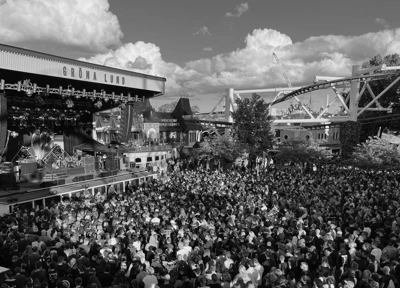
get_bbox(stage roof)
[0,43,166,95]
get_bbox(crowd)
[0,162,399,288]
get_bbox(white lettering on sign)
[63,66,125,85]
[160,119,179,127]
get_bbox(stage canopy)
[0,43,166,158]
[74,139,129,153]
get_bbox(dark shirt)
[96,272,114,287]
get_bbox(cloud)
[375,18,390,29]
[226,3,249,17]
[80,27,400,98]
[203,47,213,51]
[193,26,212,36]
[0,0,123,52]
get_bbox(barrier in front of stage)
[0,172,157,215]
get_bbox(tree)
[359,54,400,141]
[195,135,246,168]
[231,93,275,165]
[346,136,400,169]
[157,102,178,113]
[275,137,331,165]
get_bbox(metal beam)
[381,64,400,71]
[355,65,383,75]
[357,80,369,103]
[336,92,349,113]
[357,76,400,116]
[273,117,350,124]
[314,76,345,83]
[357,108,392,112]
[293,96,315,119]
[317,97,338,119]
[366,83,382,108]
[234,87,300,94]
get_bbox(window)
[283,135,289,140]
[189,132,196,143]
[135,158,141,163]
[147,157,152,162]
[333,132,340,140]
[317,133,321,140]
[155,156,159,161]
[324,134,327,140]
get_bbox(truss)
[0,79,145,104]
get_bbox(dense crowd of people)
[0,162,399,288]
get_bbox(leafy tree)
[231,93,275,165]
[359,54,400,141]
[191,105,200,113]
[346,136,400,169]
[195,135,246,168]
[341,121,362,159]
[275,137,330,165]
[157,102,178,113]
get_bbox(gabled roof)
[172,98,193,118]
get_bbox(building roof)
[0,43,166,82]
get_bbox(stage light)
[94,100,102,109]
[0,79,4,90]
[66,99,74,108]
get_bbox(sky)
[0,0,399,113]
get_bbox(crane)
[272,53,292,88]
[272,53,315,119]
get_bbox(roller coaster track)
[268,71,400,106]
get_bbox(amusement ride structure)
[185,60,400,131]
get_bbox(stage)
[0,170,156,214]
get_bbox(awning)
[74,139,130,153]
[74,139,108,152]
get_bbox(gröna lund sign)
[62,66,126,85]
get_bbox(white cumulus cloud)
[375,18,390,29]
[193,26,212,36]
[80,27,400,98]
[203,47,213,51]
[226,3,249,17]
[0,0,123,52]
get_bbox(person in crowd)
[0,162,400,288]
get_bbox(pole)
[348,65,360,122]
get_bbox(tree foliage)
[341,121,362,159]
[195,135,246,165]
[359,54,400,141]
[346,136,400,169]
[231,93,275,157]
[275,137,330,165]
